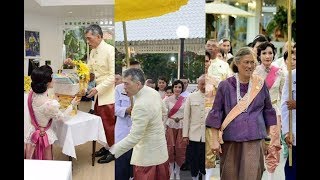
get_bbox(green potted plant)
[266,6,296,42]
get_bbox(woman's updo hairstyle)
[31,65,53,93]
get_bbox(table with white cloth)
[24,159,72,180]
[53,111,108,166]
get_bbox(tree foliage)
[266,6,296,41]
[64,27,87,61]
[115,51,204,84]
[64,26,114,61]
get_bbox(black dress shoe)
[94,147,110,157]
[98,154,116,164]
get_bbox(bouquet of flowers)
[72,60,90,96]
[72,59,90,82]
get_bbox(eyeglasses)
[240,60,255,66]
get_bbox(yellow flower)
[71,60,90,83]
[24,76,31,92]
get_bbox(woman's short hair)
[257,41,277,61]
[155,76,168,91]
[231,47,257,73]
[31,65,53,93]
[165,85,172,92]
[171,80,184,94]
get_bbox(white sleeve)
[281,75,289,135]
[43,100,72,121]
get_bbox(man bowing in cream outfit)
[104,68,170,179]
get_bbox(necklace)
[235,73,252,112]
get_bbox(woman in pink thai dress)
[24,65,80,160]
[253,41,286,180]
[163,80,187,180]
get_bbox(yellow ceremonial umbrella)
[115,0,188,67]
[115,0,188,22]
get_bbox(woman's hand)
[286,100,296,110]
[87,88,98,98]
[284,133,294,148]
[183,137,189,145]
[39,127,46,137]
[211,139,222,155]
[71,96,81,106]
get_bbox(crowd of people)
[24,23,296,180]
[205,35,296,180]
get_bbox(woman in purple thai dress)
[206,47,277,180]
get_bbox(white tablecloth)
[53,111,107,158]
[24,159,72,180]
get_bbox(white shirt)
[272,57,288,75]
[281,69,296,146]
[183,91,206,142]
[114,83,132,143]
[180,90,190,97]
[207,58,232,83]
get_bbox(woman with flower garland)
[253,41,286,180]
[24,65,80,160]
[206,47,277,179]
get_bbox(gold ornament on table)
[72,59,90,95]
[72,59,90,115]
[24,76,31,92]
[53,59,90,116]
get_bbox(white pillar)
[246,0,262,44]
